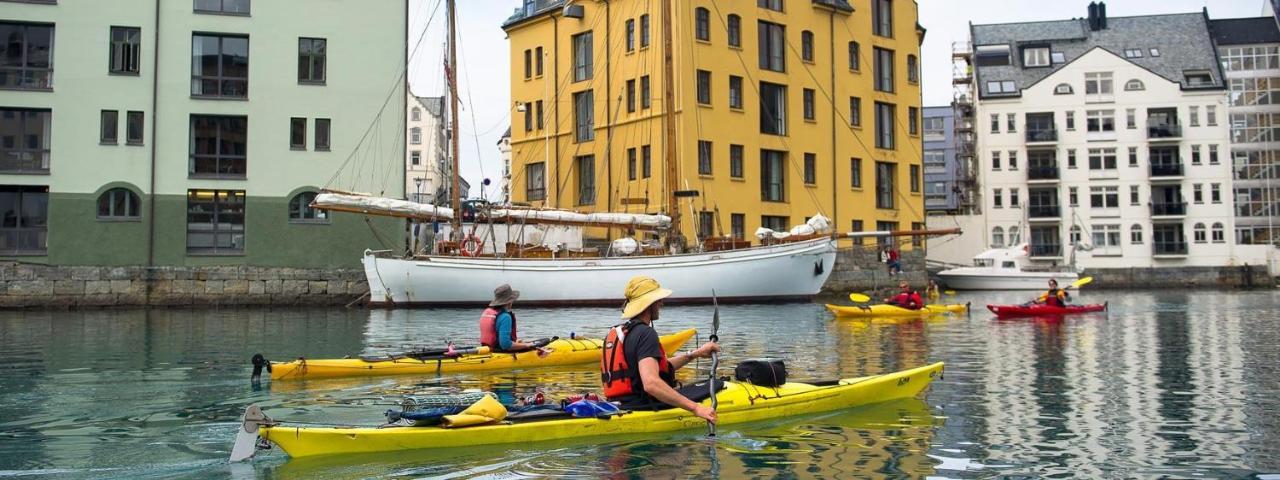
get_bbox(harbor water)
[1,290,1278,478]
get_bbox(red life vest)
[478,307,517,350]
[600,322,674,400]
[888,291,923,310]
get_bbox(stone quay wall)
[821,247,928,295]
[0,263,368,308]
[1084,264,1269,289]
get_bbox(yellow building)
[502,0,924,246]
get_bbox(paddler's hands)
[693,404,718,424]
[536,347,552,358]
[691,342,721,359]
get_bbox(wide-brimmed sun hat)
[489,283,520,307]
[620,276,673,319]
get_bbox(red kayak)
[986,302,1108,318]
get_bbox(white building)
[407,93,447,204]
[498,127,512,204]
[931,3,1269,274]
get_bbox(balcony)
[1149,162,1184,179]
[1027,166,1059,181]
[1030,244,1063,258]
[1153,241,1188,257]
[1028,205,1061,220]
[1025,128,1058,144]
[1150,202,1187,217]
[1147,124,1182,141]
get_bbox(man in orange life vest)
[479,284,549,355]
[600,276,720,423]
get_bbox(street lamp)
[414,177,424,203]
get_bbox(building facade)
[0,0,406,271]
[923,105,959,213]
[501,0,925,245]
[498,127,512,204]
[930,4,1268,274]
[407,94,448,204]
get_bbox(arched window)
[1124,79,1144,91]
[1193,223,1207,243]
[1070,225,1082,245]
[97,188,140,219]
[1007,225,1021,245]
[726,14,741,47]
[1130,223,1143,244]
[289,192,328,223]
[801,30,814,62]
[1054,83,1073,95]
[695,8,710,41]
[907,54,919,83]
[411,107,421,121]
[992,226,1005,247]
[1211,222,1225,243]
[410,127,422,145]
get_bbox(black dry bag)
[733,358,787,387]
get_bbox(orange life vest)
[478,307,517,350]
[600,322,674,400]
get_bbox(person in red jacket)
[883,281,923,310]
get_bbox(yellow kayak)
[825,303,969,318]
[235,362,943,459]
[267,329,697,380]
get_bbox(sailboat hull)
[362,238,837,306]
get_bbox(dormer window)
[1124,48,1143,58]
[1054,83,1073,95]
[975,44,1011,67]
[1124,79,1144,91]
[1051,52,1066,64]
[1022,46,1050,67]
[1184,70,1213,87]
[987,80,1017,94]
[1149,48,1160,57]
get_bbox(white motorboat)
[937,244,1079,290]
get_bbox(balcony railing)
[1028,205,1061,218]
[1153,241,1188,255]
[1147,124,1182,139]
[1025,128,1058,143]
[1030,244,1062,257]
[1150,202,1187,216]
[1150,163,1184,177]
[1028,166,1059,180]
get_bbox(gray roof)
[417,96,445,117]
[503,0,854,29]
[971,12,1223,98]
[1209,18,1280,46]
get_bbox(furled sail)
[312,193,455,220]
[486,208,672,231]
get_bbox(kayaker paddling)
[601,276,721,424]
[1032,279,1070,307]
[479,284,551,356]
[883,281,924,310]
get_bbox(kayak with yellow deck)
[261,328,697,380]
[229,361,943,460]
[825,302,970,318]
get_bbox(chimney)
[1098,2,1107,29]
[1087,2,1099,31]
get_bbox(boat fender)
[734,359,787,387]
[250,354,271,382]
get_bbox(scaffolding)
[952,41,979,215]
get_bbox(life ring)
[460,235,482,257]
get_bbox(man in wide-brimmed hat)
[479,284,548,355]
[600,276,720,423]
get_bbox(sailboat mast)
[660,0,680,239]
[447,0,462,235]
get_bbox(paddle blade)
[1071,276,1094,289]
[848,293,871,303]
[711,289,720,340]
[944,290,957,296]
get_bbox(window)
[1124,48,1143,59]
[523,104,533,133]
[1209,145,1219,165]
[297,37,326,84]
[760,82,787,135]
[1068,186,1078,206]
[804,153,816,185]
[186,189,245,255]
[92,186,142,222]
[757,0,783,12]
[125,111,144,145]
[848,41,860,70]
[991,151,1001,171]
[190,115,247,178]
[986,80,1017,94]
[523,49,532,79]
[1185,70,1213,87]
[803,89,815,121]
[1207,105,1218,126]
[1194,223,1207,243]
[1131,224,1143,244]
[993,188,1003,208]
[1089,186,1119,208]
[314,118,330,151]
[924,116,944,136]
[992,226,1005,247]
[698,140,713,175]
[873,47,894,93]
[1006,113,1016,133]
[1088,148,1117,170]
[640,14,650,48]
[698,211,714,239]
[1091,224,1122,250]
[1211,183,1221,203]
[626,148,637,181]
[573,90,594,142]
[851,220,864,245]
[872,0,893,37]
[288,191,327,223]
[851,158,862,188]
[695,8,710,42]
[110,27,141,75]
[1023,47,1050,67]
[1055,83,1073,95]
[0,109,50,173]
[909,107,919,135]
[411,151,421,166]
[576,155,595,205]
[625,20,635,52]
[194,0,250,14]
[875,102,895,149]
[697,70,711,105]
[990,114,1000,133]
[640,75,651,109]
[758,21,785,72]
[761,150,786,202]
[1128,147,1138,167]
[572,31,593,82]
[1008,226,1021,245]
[1189,144,1201,165]
[762,215,788,231]
[1129,185,1140,205]
[849,96,861,127]
[1124,79,1144,91]
[1193,184,1203,204]
[907,54,918,83]
[1085,72,1113,101]
[1212,222,1225,243]
[1067,149,1077,169]
[101,110,119,144]
[191,34,248,98]
[1051,52,1066,64]
[0,22,55,89]
[731,214,745,239]
[1007,150,1018,170]
[1065,111,1075,130]
[1086,110,1115,133]
[0,186,47,254]
[727,15,741,47]
[730,144,744,178]
[801,31,814,62]
[1068,225,1082,245]
[411,107,421,121]
[626,79,636,113]
[1150,48,1161,57]
[975,44,1012,67]
[536,101,544,130]
[640,145,650,179]
[527,162,546,200]
[910,164,920,193]
[535,46,543,76]
[729,75,743,109]
[290,117,306,150]
[875,161,895,209]
[1190,106,1200,127]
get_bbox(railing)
[1147,124,1182,139]
[1030,244,1062,257]
[1150,202,1187,216]
[1153,241,1188,255]
[1025,128,1058,142]
[1149,163,1184,177]
[1028,205,1061,218]
[1027,166,1059,180]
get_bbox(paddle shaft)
[708,291,721,437]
